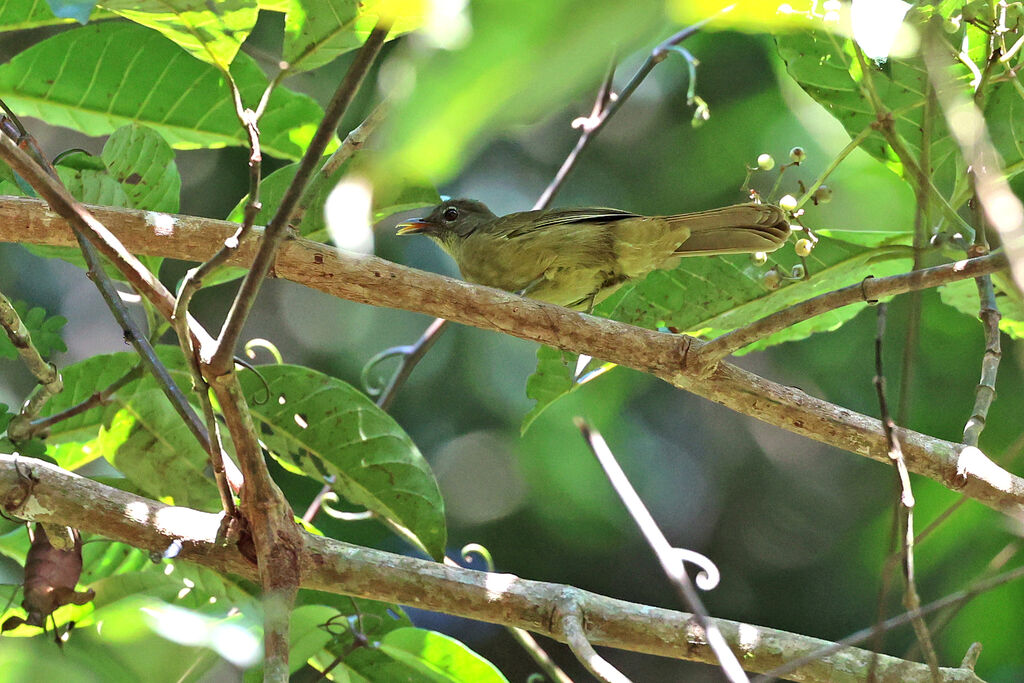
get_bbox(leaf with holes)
[239,365,446,559]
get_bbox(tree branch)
[0,454,988,683]
[1,197,1022,515]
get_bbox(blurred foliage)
[0,0,1021,681]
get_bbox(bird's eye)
[442,206,459,222]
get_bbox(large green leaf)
[775,16,961,189]
[0,22,327,160]
[238,365,446,559]
[34,347,220,509]
[524,235,914,429]
[380,0,664,181]
[24,124,177,277]
[101,0,258,70]
[375,628,509,683]
[95,390,220,509]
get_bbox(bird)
[396,198,790,310]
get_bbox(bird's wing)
[499,208,641,238]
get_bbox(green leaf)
[524,236,914,429]
[985,79,1024,176]
[25,125,178,276]
[376,628,509,683]
[283,0,362,73]
[0,22,328,160]
[95,391,221,509]
[939,274,1024,339]
[286,605,341,672]
[238,365,446,559]
[0,300,67,360]
[381,0,664,181]
[101,123,181,213]
[294,590,415,678]
[0,1,112,30]
[100,0,259,70]
[89,562,259,617]
[774,11,964,190]
[34,347,219,511]
[281,0,424,74]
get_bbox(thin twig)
[962,274,1001,447]
[534,11,727,210]
[752,563,1023,682]
[25,365,144,438]
[293,100,389,228]
[210,22,391,374]
[896,83,935,425]
[576,420,748,683]
[691,252,1007,374]
[872,305,941,679]
[0,130,218,460]
[0,291,63,440]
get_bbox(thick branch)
[2,197,1022,516]
[0,454,984,683]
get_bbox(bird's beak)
[395,219,431,235]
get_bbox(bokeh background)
[1,2,1023,680]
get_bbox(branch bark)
[0,454,986,683]
[2,196,1022,516]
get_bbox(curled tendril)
[244,338,283,364]
[526,674,547,683]
[50,147,92,165]
[233,356,270,405]
[461,543,496,571]
[360,345,414,396]
[669,547,721,591]
[320,491,375,521]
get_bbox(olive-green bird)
[396,199,790,310]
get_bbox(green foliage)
[238,365,447,559]
[101,0,259,71]
[0,300,67,360]
[0,23,326,159]
[380,0,665,181]
[1,1,1022,680]
[25,124,179,276]
[0,1,110,29]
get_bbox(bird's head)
[395,199,497,247]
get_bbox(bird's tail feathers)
[668,204,790,255]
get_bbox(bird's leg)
[515,274,547,299]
